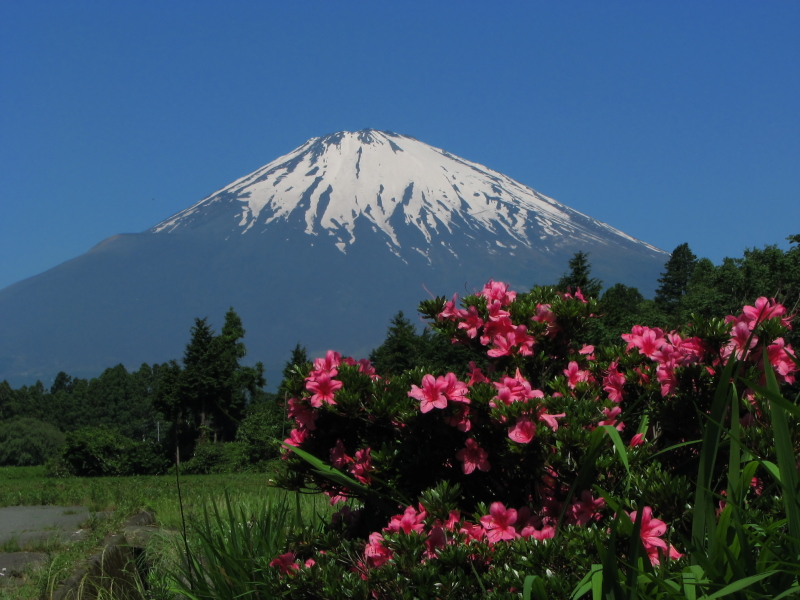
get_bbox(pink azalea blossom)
[564,361,590,389]
[385,504,427,535]
[568,490,605,526]
[599,406,624,431]
[440,372,470,403]
[480,502,519,543]
[306,372,343,407]
[438,293,461,321]
[537,407,565,431]
[350,448,373,484]
[283,427,308,448]
[330,439,353,468]
[467,361,488,386]
[424,526,447,559]
[287,397,318,430]
[622,326,666,358]
[408,374,448,413]
[628,506,683,566]
[603,361,626,402]
[457,305,484,338]
[742,297,787,329]
[444,404,472,432]
[629,433,645,447]
[270,552,300,575]
[310,350,342,377]
[456,438,491,474]
[479,279,517,306]
[508,416,536,444]
[364,532,393,568]
[767,338,797,384]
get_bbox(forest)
[0,236,797,477]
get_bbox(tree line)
[0,236,797,473]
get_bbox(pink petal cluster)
[628,506,683,566]
[408,372,469,413]
[456,438,491,474]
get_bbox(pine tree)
[556,251,603,298]
[277,343,309,400]
[655,243,697,314]
[369,311,421,376]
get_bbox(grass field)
[0,465,328,600]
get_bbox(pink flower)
[628,506,683,566]
[350,448,373,484]
[287,397,318,430]
[440,372,470,403]
[537,407,565,431]
[767,338,797,384]
[386,504,427,535]
[330,439,353,468]
[424,526,447,559]
[742,297,787,329]
[456,438,491,474]
[508,416,536,443]
[283,427,308,448]
[444,404,472,432]
[568,490,605,526]
[479,279,517,306]
[306,372,343,407]
[629,432,645,447]
[457,305,484,338]
[467,361,488,386]
[603,361,626,403]
[312,350,342,375]
[408,374,448,413]
[438,293,461,321]
[564,361,590,389]
[270,552,300,575]
[480,502,519,543]
[364,532,393,568]
[599,406,625,431]
[357,358,378,379]
[622,326,666,358]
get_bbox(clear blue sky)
[1,1,798,291]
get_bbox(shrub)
[61,425,167,476]
[0,417,65,466]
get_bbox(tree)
[277,343,309,400]
[0,417,65,466]
[556,251,603,298]
[369,311,422,376]
[154,310,266,453]
[655,243,697,314]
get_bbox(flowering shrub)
[270,281,797,598]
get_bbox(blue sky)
[1,1,798,291]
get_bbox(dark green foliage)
[0,417,65,466]
[236,398,288,464]
[277,343,309,400]
[369,311,424,375]
[655,243,697,316]
[60,426,166,476]
[153,309,267,459]
[556,251,603,298]
[180,440,251,474]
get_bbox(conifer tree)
[556,251,603,298]
[655,243,697,314]
[370,311,421,376]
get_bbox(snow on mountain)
[151,129,665,262]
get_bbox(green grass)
[0,465,328,599]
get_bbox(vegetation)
[0,235,799,599]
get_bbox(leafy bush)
[61,425,167,476]
[165,280,798,598]
[0,417,65,466]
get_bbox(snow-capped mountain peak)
[150,129,664,262]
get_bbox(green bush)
[181,440,251,474]
[61,425,167,476]
[0,417,65,466]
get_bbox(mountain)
[0,130,669,387]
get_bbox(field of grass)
[0,465,328,600]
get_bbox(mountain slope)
[0,130,668,386]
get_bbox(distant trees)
[655,243,698,317]
[152,308,266,461]
[556,251,603,298]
